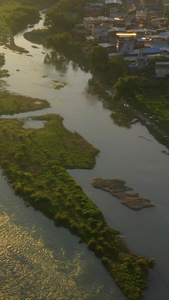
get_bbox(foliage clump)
[5,5,40,34]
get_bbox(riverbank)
[105,94,169,150]
[24,26,169,151]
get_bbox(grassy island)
[0,91,50,115]
[0,105,154,299]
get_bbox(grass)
[53,80,67,89]
[135,93,169,135]
[0,91,50,115]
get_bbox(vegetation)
[5,5,40,34]
[0,0,56,37]
[0,53,5,67]
[113,73,169,139]
[0,52,9,78]
[103,255,155,300]
[108,55,130,84]
[0,91,50,115]
[52,80,67,89]
[0,0,157,298]
[24,29,50,46]
[46,32,80,53]
[86,52,169,146]
[88,46,109,72]
[164,9,169,18]
[113,76,143,101]
[0,110,154,300]
[44,0,90,31]
[45,33,89,70]
[0,1,37,36]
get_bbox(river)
[1,11,169,300]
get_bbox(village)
[71,0,169,78]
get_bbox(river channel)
[1,11,169,300]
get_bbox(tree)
[108,56,129,83]
[46,32,73,54]
[88,46,109,72]
[44,11,74,31]
[113,76,142,100]
[148,55,169,73]
[44,0,90,30]
[5,6,40,33]
[164,9,169,18]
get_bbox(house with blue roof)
[140,47,162,55]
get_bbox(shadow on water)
[44,51,69,74]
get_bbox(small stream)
[1,11,169,299]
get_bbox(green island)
[0,102,154,300]
[0,0,159,299]
[0,91,49,115]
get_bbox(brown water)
[1,12,169,299]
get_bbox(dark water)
[1,12,169,299]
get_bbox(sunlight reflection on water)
[0,214,109,300]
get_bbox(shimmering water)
[0,171,123,300]
[1,11,169,300]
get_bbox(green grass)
[53,80,67,89]
[0,91,50,115]
[135,93,169,135]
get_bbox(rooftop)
[156,62,169,65]
[140,48,162,54]
[98,42,116,47]
[105,0,122,5]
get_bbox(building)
[139,47,162,56]
[98,42,117,52]
[85,3,104,17]
[156,62,169,77]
